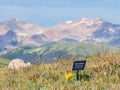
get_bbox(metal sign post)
[72,60,86,81]
[76,70,79,80]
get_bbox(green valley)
[1,42,119,63]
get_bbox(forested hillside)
[1,42,119,63]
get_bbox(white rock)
[8,59,31,70]
[25,62,31,67]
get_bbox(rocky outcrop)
[8,59,31,70]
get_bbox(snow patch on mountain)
[18,33,27,36]
[86,21,94,26]
[25,23,34,27]
[87,33,93,36]
[72,19,93,27]
[80,18,91,24]
[66,20,72,24]
[94,38,102,42]
[79,37,87,42]
[95,20,103,24]
[72,19,95,27]
[15,19,20,22]
[108,27,115,33]
[72,22,81,27]
[37,31,43,34]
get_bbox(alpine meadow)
[0,0,120,90]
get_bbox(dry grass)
[0,54,120,90]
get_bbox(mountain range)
[0,18,120,49]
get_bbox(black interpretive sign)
[72,60,86,71]
[72,60,86,80]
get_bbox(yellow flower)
[65,72,73,80]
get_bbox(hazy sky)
[0,0,120,27]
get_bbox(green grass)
[0,54,120,89]
[0,57,10,67]
[1,42,119,63]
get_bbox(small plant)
[65,72,73,80]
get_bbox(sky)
[0,0,120,27]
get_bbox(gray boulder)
[8,59,31,70]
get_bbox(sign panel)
[72,60,86,71]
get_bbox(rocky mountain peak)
[0,18,120,47]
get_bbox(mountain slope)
[37,18,104,42]
[33,18,120,46]
[0,57,10,67]
[1,42,119,63]
[0,19,46,47]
